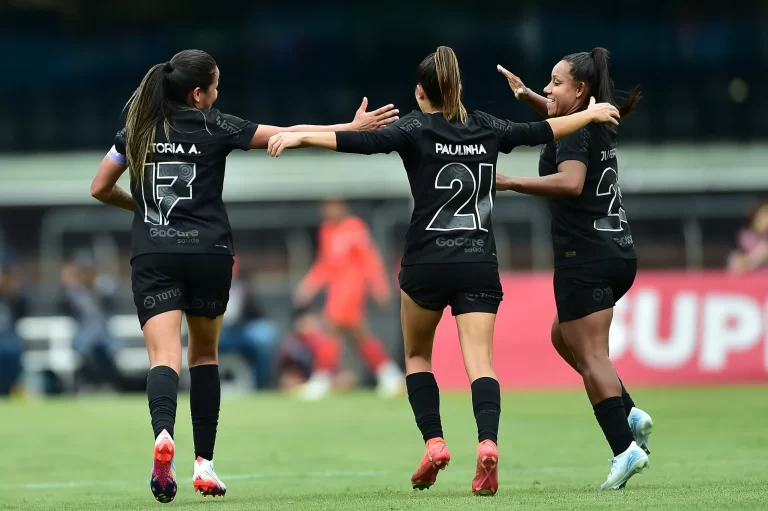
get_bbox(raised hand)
[351,97,399,130]
[497,65,529,101]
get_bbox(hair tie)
[163,61,173,73]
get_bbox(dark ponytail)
[123,49,217,181]
[564,47,641,122]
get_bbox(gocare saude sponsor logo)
[149,227,200,244]
[436,237,484,253]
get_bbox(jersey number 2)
[594,167,627,232]
[426,163,494,231]
[142,162,196,226]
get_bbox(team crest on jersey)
[435,143,486,156]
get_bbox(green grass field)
[1,386,767,510]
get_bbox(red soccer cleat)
[472,439,499,496]
[411,437,451,490]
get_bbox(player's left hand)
[350,97,399,130]
[497,65,529,100]
[267,132,303,157]
[587,97,621,126]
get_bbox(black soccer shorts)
[553,258,637,323]
[399,262,503,316]
[131,253,234,328]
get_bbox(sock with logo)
[593,396,635,456]
[190,364,221,461]
[146,365,179,439]
[406,372,444,442]
[471,377,501,444]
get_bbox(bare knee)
[187,336,219,367]
[573,351,610,377]
[405,343,432,364]
[464,361,494,383]
[144,312,183,373]
[186,315,223,367]
[188,353,218,367]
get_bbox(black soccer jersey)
[112,108,258,259]
[538,124,637,266]
[336,110,554,266]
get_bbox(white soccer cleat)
[298,371,333,401]
[599,441,649,491]
[628,407,653,454]
[193,456,227,497]
[375,361,405,398]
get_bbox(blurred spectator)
[58,248,121,391]
[218,258,279,389]
[727,202,768,274]
[0,251,28,396]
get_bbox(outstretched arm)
[492,97,619,152]
[249,98,399,149]
[267,114,416,157]
[546,98,619,140]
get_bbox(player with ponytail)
[267,45,622,495]
[496,48,653,490]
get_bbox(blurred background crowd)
[1,1,767,398]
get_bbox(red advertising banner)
[431,271,768,390]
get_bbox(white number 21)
[426,163,494,231]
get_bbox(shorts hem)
[401,290,445,312]
[554,255,637,268]
[138,306,184,329]
[557,302,613,323]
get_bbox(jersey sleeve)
[213,110,259,151]
[335,111,420,155]
[555,128,590,166]
[476,111,554,153]
[107,128,128,166]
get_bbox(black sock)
[146,365,179,439]
[406,372,443,443]
[617,377,636,416]
[190,364,221,461]
[593,396,635,456]
[471,377,501,444]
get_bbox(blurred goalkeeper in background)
[294,198,404,399]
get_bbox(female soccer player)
[266,46,620,496]
[495,48,653,490]
[89,49,398,503]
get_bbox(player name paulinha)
[435,142,487,156]
[150,143,201,155]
